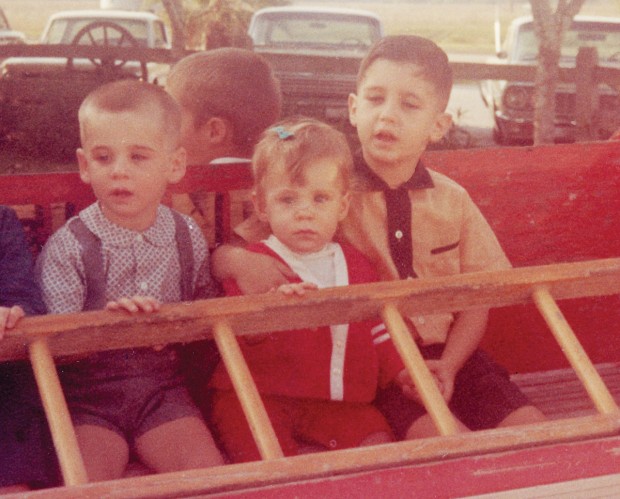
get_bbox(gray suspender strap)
[67,211,194,309]
[171,210,194,301]
[67,218,106,311]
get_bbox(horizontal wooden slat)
[3,257,620,362]
[12,414,620,498]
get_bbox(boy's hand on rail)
[0,305,25,339]
[105,296,161,314]
[276,282,318,296]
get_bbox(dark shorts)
[211,390,393,463]
[60,348,201,443]
[0,362,60,488]
[375,345,531,439]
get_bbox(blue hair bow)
[273,126,294,140]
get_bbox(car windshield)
[44,18,151,46]
[514,21,620,63]
[252,13,380,50]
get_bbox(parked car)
[0,9,171,158]
[480,16,620,144]
[248,6,383,144]
[248,6,383,53]
[0,6,25,45]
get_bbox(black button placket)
[384,188,415,279]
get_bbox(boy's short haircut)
[253,118,353,198]
[166,48,282,156]
[78,79,182,145]
[357,35,453,110]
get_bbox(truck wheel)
[67,21,147,79]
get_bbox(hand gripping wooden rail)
[3,257,620,496]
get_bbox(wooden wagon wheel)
[66,20,148,79]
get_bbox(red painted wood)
[218,435,620,498]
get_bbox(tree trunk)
[162,0,186,58]
[529,0,586,145]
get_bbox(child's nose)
[110,159,129,176]
[295,202,314,217]
[379,98,398,121]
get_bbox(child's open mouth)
[374,130,397,143]
[110,188,133,200]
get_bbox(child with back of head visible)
[36,79,223,482]
[208,118,412,463]
[165,47,282,246]
[212,35,547,439]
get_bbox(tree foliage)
[162,0,288,52]
[529,0,585,144]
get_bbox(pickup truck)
[1,139,620,496]
[248,6,384,142]
[0,9,171,159]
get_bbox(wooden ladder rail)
[28,338,88,486]
[4,258,620,496]
[381,303,460,436]
[212,321,284,460]
[532,286,620,415]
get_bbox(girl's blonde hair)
[252,117,353,199]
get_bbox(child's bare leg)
[359,431,392,446]
[497,405,546,427]
[405,414,469,440]
[135,416,224,473]
[75,424,129,481]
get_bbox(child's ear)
[76,148,91,184]
[251,191,268,223]
[167,146,187,185]
[348,93,358,127]
[204,116,230,145]
[429,112,453,143]
[338,191,351,221]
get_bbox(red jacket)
[210,241,404,402]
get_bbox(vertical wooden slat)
[28,338,88,485]
[212,321,284,460]
[532,286,619,415]
[381,303,460,436]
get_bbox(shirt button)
[395,230,403,240]
[139,282,148,292]
[135,234,144,242]
[417,317,426,325]
[329,439,338,448]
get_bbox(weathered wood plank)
[11,415,620,498]
[2,258,620,362]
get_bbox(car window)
[514,21,620,63]
[254,14,379,49]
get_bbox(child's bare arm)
[105,296,161,314]
[428,308,489,401]
[211,244,296,294]
[0,305,25,339]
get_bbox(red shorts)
[211,390,393,463]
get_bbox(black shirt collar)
[353,150,434,192]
